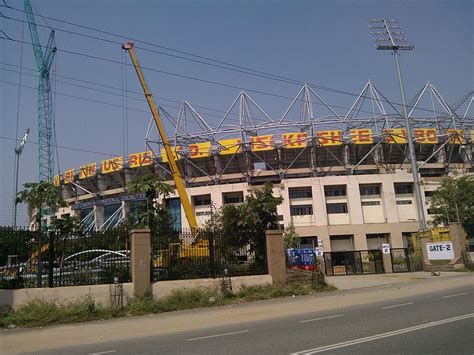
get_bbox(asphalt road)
[21,276,473,355]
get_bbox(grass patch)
[0,282,337,329]
[0,296,113,328]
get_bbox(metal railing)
[0,226,131,289]
[151,229,267,281]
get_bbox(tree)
[17,181,65,230]
[283,223,301,248]
[218,183,283,263]
[127,174,178,249]
[429,176,474,238]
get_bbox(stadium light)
[368,18,427,231]
[12,128,30,228]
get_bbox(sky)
[0,0,472,226]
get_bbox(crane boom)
[24,0,56,184]
[122,42,198,230]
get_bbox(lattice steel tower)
[24,0,56,183]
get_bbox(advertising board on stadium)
[54,128,472,186]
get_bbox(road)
[2,274,473,354]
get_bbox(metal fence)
[151,229,267,281]
[324,250,384,276]
[0,227,131,289]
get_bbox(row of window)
[192,182,418,207]
[290,203,348,215]
[288,183,413,199]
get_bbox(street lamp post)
[368,18,427,231]
[12,128,30,228]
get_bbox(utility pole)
[12,128,30,228]
[368,18,427,231]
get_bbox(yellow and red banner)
[414,128,438,144]
[350,129,373,144]
[316,130,343,146]
[282,132,307,148]
[63,169,75,184]
[102,157,123,174]
[79,163,97,179]
[250,135,274,151]
[471,130,474,142]
[160,146,182,162]
[384,128,407,144]
[129,151,152,168]
[53,175,60,187]
[189,142,212,159]
[218,138,242,155]
[447,129,466,144]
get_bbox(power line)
[3,36,405,118]
[0,65,234,121]
[0,135,116,156]
[0,7,458,117]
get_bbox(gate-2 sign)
[426,242,454,260]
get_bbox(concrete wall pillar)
[131,229,151,298]
[419,235,431,267]
[265,230,286,285]
[382,253,393,273]
[448,223,468,256]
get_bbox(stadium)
[54,81,473,270]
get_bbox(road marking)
[381,302,413,309]
[88,351,117,355]
[442,292,469,299]
[299,314,345,323]
[187,330,249,341]
[290,313,474,354]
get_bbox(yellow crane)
[122,42,198,230]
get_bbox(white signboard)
[315,247,324,257]
[381,243,391,254]
[426,242,454,260]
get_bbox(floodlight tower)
[12,128,30,228]
[368,18,427,230]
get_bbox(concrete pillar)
[131,229,151,298]
[390,231,405,249]
[448,223,468,263]
[353,232,368,251]
[122,201,131,224]
[94,205,105,230]
[382,253,393,273]
[419,234,431,267]
[265,230,286,285]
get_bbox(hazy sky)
[0,0,472,226]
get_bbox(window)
[396,200,412,205]
[324,185,346,197]
[359,185,381,196]
[424,191,435,197]
[326,203,348,214]
[196,211,211,216]
[223,192,244,204]
[290,205,313,216]
[361,201,381,206]
[394,183,413,194]
[427,208,435,215]
[289,187,312,199]
[193,195,211,206]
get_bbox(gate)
[324,250,384,276]
[390,248,410,272]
